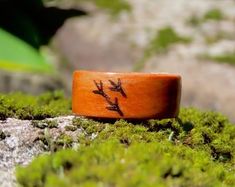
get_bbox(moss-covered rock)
[134,26,192,71]
[203,52,235,66]
[0,91,71,120]
[92,0,131,16]
[203,8,224,21]
[16,108,235,187]
[187,8,225,27]
[31,119,58,129]
[74,0,131,16]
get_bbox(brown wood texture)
[72,70,181,119]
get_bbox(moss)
[36,128,55,152]
[65,125,77,131]
[17,108,235,186]
[134,27,191,71]
[31,120,58,129]
[76,0,131,16]
[72,117,106,135]
[0,91,71,120]
[43,0,131,16]
[204,32,234,44]
[204,8,224,21]
[93,0,131,16]
[201,52,235,65]
[36,129,75,152]
[54,134,74,149]
[187,8,224,27]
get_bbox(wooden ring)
[72,70,181,119]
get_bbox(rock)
[0,70,65,95]
[0,116,78,187]
[55,15,139,72]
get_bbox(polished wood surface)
[72,71,181,119]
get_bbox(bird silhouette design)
[92,80,125,116]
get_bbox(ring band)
[72,70,181,119]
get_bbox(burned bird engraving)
[108,78,127,97]
[92,79,125,116]
[92,80,108,99]
[106,97,123,116]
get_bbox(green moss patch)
[0,91,71,120]
[187,8,224,27]
[134,27,191,71]
[146,27,191,54]
[204,32,234,45]
[204,9,224,21]
[200,52,235,65]
[76,0,131,16]
[93,0,131,16]
[31,119,58,129]
[17,108,235,186]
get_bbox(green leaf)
[0,28,53,73]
